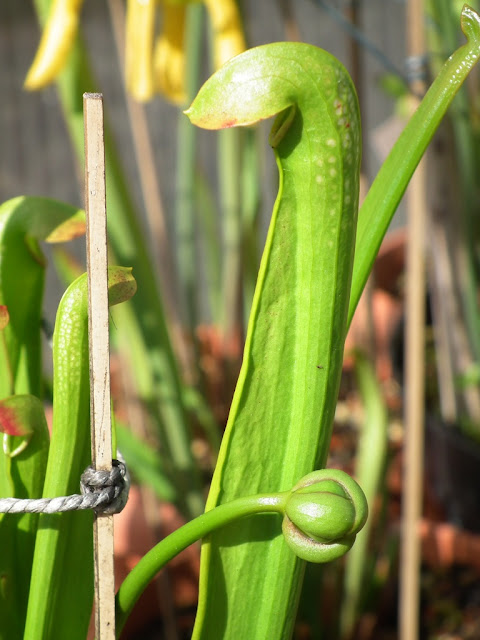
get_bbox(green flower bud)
[282,469,368,563]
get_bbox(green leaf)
[187,42,361,638]
[0,195,83,640]
[23,267,136,640]
[348,5,480,326]
[0,395,49,640]
[0,196,85,399]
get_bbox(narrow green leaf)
[348,5,480,325]
[24,267,136,640]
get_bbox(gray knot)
[0,458,130,515]
[80,459,129,515]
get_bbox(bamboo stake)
[84,92,115,640]
[399,2,427,639]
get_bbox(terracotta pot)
[420,518,480,571]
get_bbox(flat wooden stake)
[84,92,115,640]
[399,3,427,639]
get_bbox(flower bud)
[282,469,368,563]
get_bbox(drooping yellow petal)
[24,0,84,90]
[154,3,187,104]
[203,0,246,70]
[125,0,156,102]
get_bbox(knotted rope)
[0,459,129,515]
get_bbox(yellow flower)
[153,3,187,104]
[25,0,246,104]
[203,0,246,71]
[24,0,84,90]
[125,0,157,102]
[138,0,247,104]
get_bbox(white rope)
[0,459,129,515]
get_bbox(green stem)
[115,492,288,636]
[116,467,368,637]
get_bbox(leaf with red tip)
[0,395,45,437]
[0,196,85,398]
[45,210,86,243]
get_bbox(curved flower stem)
[115,492,288,636]
[116,467,368,636]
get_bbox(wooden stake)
[84,93,115,640]
[399,2,427,639]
